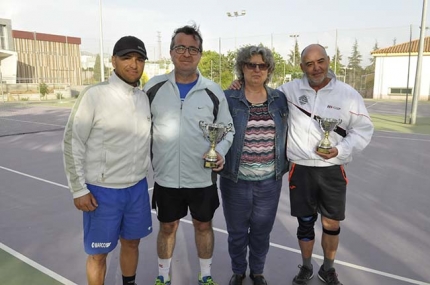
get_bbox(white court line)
[0,117,64,127]
[0,242,77,285]
[1,166,429,285]
[366,102,380,109]
[372,135,430,142]
[0,166,68,189]
[377,130,430,136]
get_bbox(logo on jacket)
[327,105,341,110]
[299,95,308,105]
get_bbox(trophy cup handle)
[333,119,342,131]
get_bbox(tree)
[367,41,379,72]
[39,82,49,100]
[199,50,221,82]
[271,49,287,87]
[93,54,109,82]
[330,47,344,76]
[347,39,363,88]
[199,50,235,89]
[288,40,301,67]
[361,40,379,97]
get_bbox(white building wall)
[373,55,430,100]
[0,52,17,83]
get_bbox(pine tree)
[347,39,363,88]
[330,47,344,75]
[288,40,300,67]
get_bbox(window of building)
[389,87,413,95]
[0,24,6,50]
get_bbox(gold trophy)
[199,121,233,168]
[317,118,342,154]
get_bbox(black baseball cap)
[113,36,148,60]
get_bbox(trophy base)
[204,160,218,168]
[317,146,331,154]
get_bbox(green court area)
[370,114,430,135]
[0,249,64,285]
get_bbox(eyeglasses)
[244,62,269,71]
[171,45,201,55]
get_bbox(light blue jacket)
[144,70,234,188]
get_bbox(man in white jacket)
[63,36,152,285]
[279,44,374,285]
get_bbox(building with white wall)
[372,37,430,101]
[0,18,82,86]
[0,18,18,84]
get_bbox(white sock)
[199,257,212,278]
[158,258,171,281]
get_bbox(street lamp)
[226,10,246,49]
[99,0,105,82]
[289,34,299,66]
[410,0,428,125]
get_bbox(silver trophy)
[317,118,342,154]
[199,121,233,168]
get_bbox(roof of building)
[371,36,430,56]
[12,30,81,45]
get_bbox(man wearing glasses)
[144,24,234,285]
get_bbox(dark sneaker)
[318,265,343,285]
[292,264,314,285]
[250,274,268,285]
[229,273,245,285]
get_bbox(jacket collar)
[299,69,337,91]
[109,71,138,95]
[166,68,209,91]
[230,84,278,105]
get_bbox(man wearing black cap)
[63,35,152,285]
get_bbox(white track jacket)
[63,72,151,198]
[278,72,374,167]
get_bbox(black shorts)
[152,182,220,223]
[288,163,348,220]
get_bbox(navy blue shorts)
[83,178,152,255]
[288,164,348,220]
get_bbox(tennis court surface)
[0,101,429,285]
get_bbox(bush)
[39,82,49,98]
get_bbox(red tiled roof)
[371,36,430,55]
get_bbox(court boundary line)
[1,165,429,285]
[0,242,77,285]
[0,117,65,127]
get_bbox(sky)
[1,0,429,65]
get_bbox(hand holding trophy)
[316,118,342,154]
[199,121,233,168]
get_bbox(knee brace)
[297,214,318,241]
[323,227,341,236]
